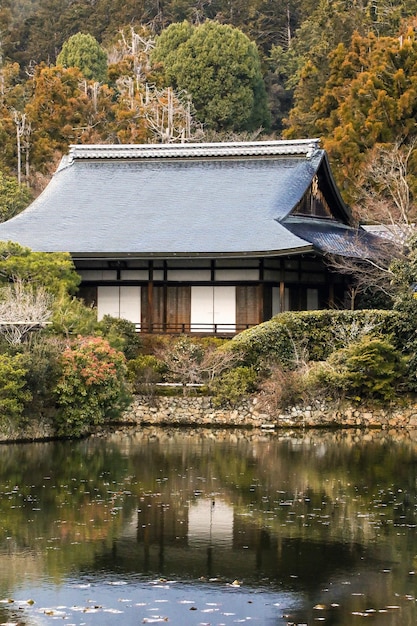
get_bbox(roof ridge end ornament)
[306,139,321,158]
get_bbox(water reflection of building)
[134,496,234,551]
[111,495,361,586]
[115,496,235,576]
[136,494,189,546]
[188,499,234,549]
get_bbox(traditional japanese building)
[0,139,376,334]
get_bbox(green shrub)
[232,309,400,368]
[54,336,132,436]
[0,353,31,426]
[211,366,258,407]
[392,295,417,391]
[19,336,64,415]
[51,294,99,338]
[127,354,166,394]
[311,337,407,403]
[97,315,142,360]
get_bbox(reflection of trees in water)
[123,429,417,541]
[0,439,131,591]
[1,429,417,595]
[96,429,417,587]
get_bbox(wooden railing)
[135,322,256,335]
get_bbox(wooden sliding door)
[236,285,262,329]
[141,285,190,332]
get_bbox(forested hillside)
[2,0,417,221]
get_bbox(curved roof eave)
[317,152,353,224]
[283,216,386,258]
[70,244,315,260]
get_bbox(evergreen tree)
[57,32,108,82]
[0,171,31,222]
[152,21,270,132]
[24,64,115,170]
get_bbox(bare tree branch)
[353,138,417,238]
[328,139,417,308]
[200,345,240,384]
[143,85,204,144]
[0,279,53,345]
[326,232,405,308]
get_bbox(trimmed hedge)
[231,309,401,367]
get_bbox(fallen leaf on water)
[178,600,194,604]
[107,581,128,586]
[352,612,371,616]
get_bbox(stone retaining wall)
[3,395,417,444]
[122,395,417,430]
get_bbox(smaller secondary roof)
[0,139,358,258]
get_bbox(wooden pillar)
[279,280,285,312]
[328,282,334,309]
[257,284,263,324]
[147,261,154,332]
[163,261,168,332]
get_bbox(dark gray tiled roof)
[284,217,383,258]
[0,140,348,257]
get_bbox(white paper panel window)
[215,269,259,281]
[79,270,118,281]
[191,286,236,332]
[214,286,236,332]
[97,286,120,320]
[120,286,141,325]
[97,286,141,327]
[120,270,149,281]
[168,270,211,281]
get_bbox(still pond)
[1,427,417,625]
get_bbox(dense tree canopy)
[0,241,80,296]
[152,21,270,131]
[24,64,111,170]
[57,32,108,82]
[285,26,417,200]
[1,0,417,210]
[0,172,32,223]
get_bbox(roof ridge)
[68,139,321,162]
